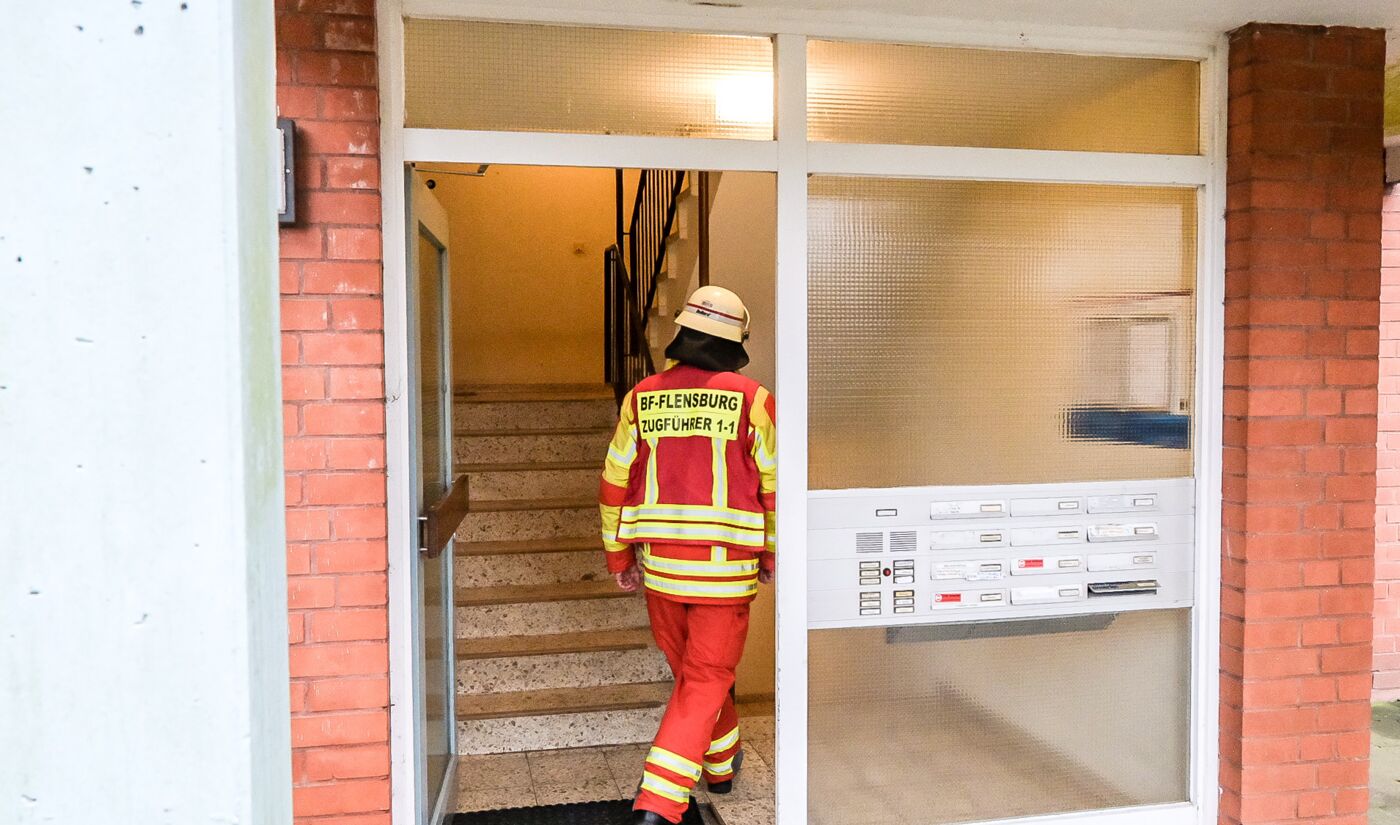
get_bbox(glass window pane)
[1387,62,1399,139]
[808,177,1197,490]
[808,609,1192,825]
[808,39,1200,154]
[405,19,774,139]
[414,226,452,801]
[417,230,447,503]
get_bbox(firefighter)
[599,285,776,825]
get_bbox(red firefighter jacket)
[599,364,777,604]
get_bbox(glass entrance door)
[408,173,456,823]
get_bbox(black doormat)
[451,800,709,825]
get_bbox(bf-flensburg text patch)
[637,389,743,440]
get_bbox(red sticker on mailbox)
[934,593,962,603]
[1019,559,1044,569]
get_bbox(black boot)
[706,749,744,795]
[633,794,696,825]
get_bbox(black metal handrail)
[603,246,654,406]
[604,169,688,405]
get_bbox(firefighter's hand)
[614,566,642,592]
[758,568,774,585]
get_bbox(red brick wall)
[277,2,390,823]
[1222,23,1385,825]
[1379,183,1400,699]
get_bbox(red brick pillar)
[1379,183,1400,700]
[1222,23,1385,825]
[277,1,391,823]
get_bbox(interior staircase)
[452,383,672,755]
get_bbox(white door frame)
[377,4,1227,825]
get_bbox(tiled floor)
[454,715,776,825]
[1375,701,1400,825]
[454,700,1400,825]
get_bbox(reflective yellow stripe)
[643,546,756,568]
[751,427,776,471]
[619,522,766,547]
[643,571,758,599]
[641,551,758,577]
[608,439,638,468]
[647,747,702,782]
[644,438,660,504]
[708,726,740,754]
[641,771,691,804]
[704,755,735,775]
[621,504,765,529]
[711,437,727,509]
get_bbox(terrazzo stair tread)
[462,465,599,502]
[455,580,629,607]
[456,384,615,403]
[454,399,618,432]
[456,505,600,543]
[458,427,613,438]
[460,460,598,473]
[456,628,654,660]
[454,548,605,588]
[455,429,614,465]
[455,593,648,638]
[456,645,671,694]
[458,705,663,754]
[460,536,600,556]
[455,681,672,721]
[470,496,596,513]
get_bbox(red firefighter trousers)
[634,593,750,823]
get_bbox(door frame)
[405,172,460,823]
[378,4,1227,825]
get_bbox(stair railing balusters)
[605,168,687,406]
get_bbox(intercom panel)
[807,478,1195,629]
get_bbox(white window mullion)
[403,128,779,172]
[809,142,1210,186]
[772,30,809,825]
[1188,37,1228,825]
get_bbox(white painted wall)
[704,173,780,699]
[0,3,290,824]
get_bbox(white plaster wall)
[0,3,290,824]
[705,172,779,698]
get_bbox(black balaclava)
[664,326,750,373]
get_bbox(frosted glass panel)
[808,177,1196,490]
[808,39,1200,154]
[405,19,774,139]
[809,610,1192,825]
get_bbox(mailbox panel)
[807,477,1194,629]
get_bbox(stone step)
[454,549,604,588]
[455,580,625,607]
[454,428,613,465]
[471,496,595,513]
[456,628,654,660]
[459,536,600,557]
[456,501,597,543]
[454,397,618,433]
[461,461,598,501]
[457,705,663,755]
[456,681,671,721]
[455,592,648,639]
[456,383,615,403]
[456,646,670,695]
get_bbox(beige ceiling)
[476,0,1399,37]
